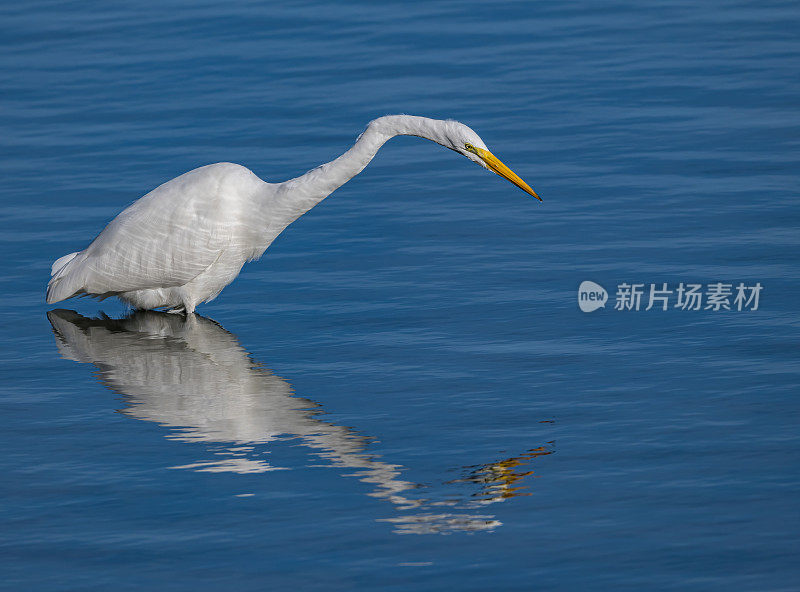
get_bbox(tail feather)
[47,252,81,304]
[51,252,78,276]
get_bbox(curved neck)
[270,116,444,226]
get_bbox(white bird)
[47,115,540,313]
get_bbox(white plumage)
[47,115,539,313]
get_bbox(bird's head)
[368,115,541,201]
[442,120,541,201]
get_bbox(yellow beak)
[475,147,541,201]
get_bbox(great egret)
[47,115,540,313]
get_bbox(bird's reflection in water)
[48,310,553,535]
[451,447,554,502]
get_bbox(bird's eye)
[464,143,476,153]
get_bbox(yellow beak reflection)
[475,147,541,201]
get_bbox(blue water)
[2,1,799,590]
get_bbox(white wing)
[47,163,265,303]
